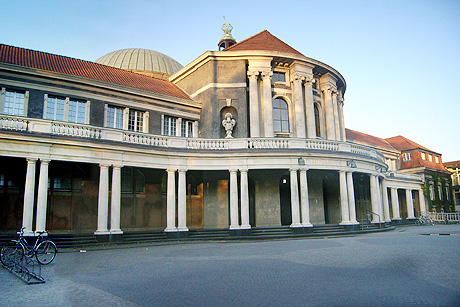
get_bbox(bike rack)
[1,256,45,284]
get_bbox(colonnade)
[19,159,427,236]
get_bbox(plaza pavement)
[1,225,460,306]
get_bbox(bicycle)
[0,227,57,266]
[415,215,434,226]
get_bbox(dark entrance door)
[280,174,291,225]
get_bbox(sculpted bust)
[222,113,236,138]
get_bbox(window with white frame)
[421,152,426,160]
[68,99,87,124]
[2,88,28,116]
[44,94,89,124]
[106,105,148,132]
[273,98,289,133]
[106,105,124,129]
[428,154,433,162]
[402,153,412,162]
[163,115,177,136]
[435,156,440,163]
[128,109,144,132]
[181,119,194,138]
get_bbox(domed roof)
[95,48,183,76]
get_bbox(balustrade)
[0,114,385,162]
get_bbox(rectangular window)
[421,152,426,160]
[273,72,286,82]
[402,153,412,162]
[106,106,124,129]
[163,116,177,136]
[181,120,194,138]
[3,90,25,116]
[428,155,433,162]
[128,109,144,132]
[68,99,86,124]
[46,96,66,121]
[435,156,440,163]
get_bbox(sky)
[1,0,459,161]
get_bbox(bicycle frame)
[15,228,47,257]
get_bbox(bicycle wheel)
[415,219,421,225]
[35,240,57,265]
[0,241,25,266]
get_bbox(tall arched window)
[273,98,289,133]
[314,103,321,137]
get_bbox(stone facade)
[0,29,440,239]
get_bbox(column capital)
[229,168,238,173]
[26,158,38,163]
[261,70,273,79]
[289,167,299,172]
[177,168,187,173]
[112,164,123,169]
[166,169,177,173]
[39,159,51,164]
[290,73,305,83]
[239,168,248,173]
[304,75,315,84]
[247,70,260,79]
[99,163,110,168]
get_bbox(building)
[444,161,460,211]
[0,25,444,240]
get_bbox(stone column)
[322,87,336,140]
[299,169,312,227]
[261,71,274,137]
[332,91,341,141]
[339,171,351,225]
[177,169,188,231]
[95,164,110,234]
[292,74,306,138]
[390,188,401,220]
[165,169,177,232]
[22,158,37,235]
[110,165,123,234]
[370,174,380,223]
[381,178,391,223]
[346,171,358,224]
[35,159,50,233]
[290,169,301,227]
[338,98,346,141]
[247,71,260,137]
[406,189,415,219]
[419,189,427,214]
[229,169,239,230]
[240,169,250,229]
[304,77,316,139]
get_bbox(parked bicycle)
[415,215,434,226]
[0,227,57,266]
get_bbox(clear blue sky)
[2,0,459,161]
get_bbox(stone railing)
[0,115,384,162]
[0,115,28,131]
[52,122,101,139]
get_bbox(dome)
[95,48,183,76]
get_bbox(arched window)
[314,103,321,137]
[273,98,289,133]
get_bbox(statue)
[222,113,236,138]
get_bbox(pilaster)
[247,70,260,137]
[262,70,274,137]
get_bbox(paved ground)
[1,225,460,307]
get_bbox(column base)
[229,225,240,230]
[339,221,354,226]
[290,223,302,228]
[110,229,123,235]
[94,230,110,235]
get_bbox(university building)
[0,25,453,240]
